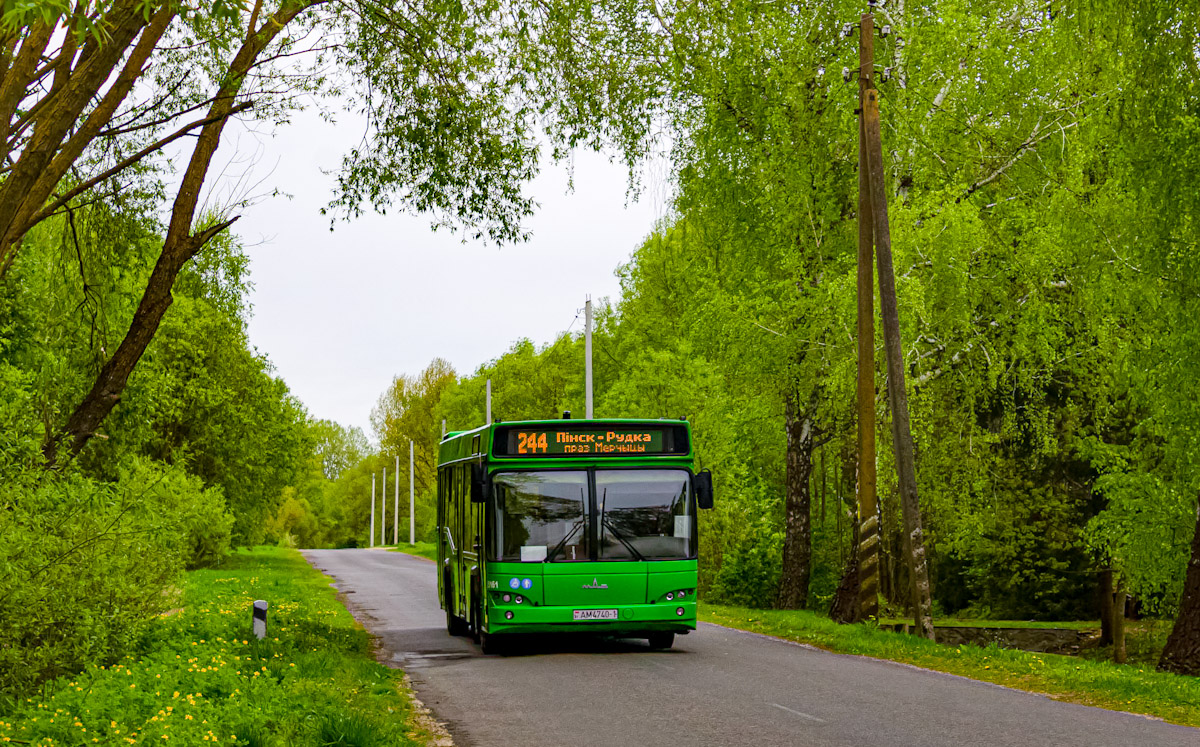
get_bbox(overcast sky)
[208,106,671,439]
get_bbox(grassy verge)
[388,541,437,562]
[700,603,1200,728]
[0,547,434,746]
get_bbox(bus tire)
[445,577,468,636]
[479,628,505,655]
[470,579,482,643]
[647,632,675,650]
[473,588,504,654]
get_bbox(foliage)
[310,419,370,482]
[351,2,1200,636]
[707,521,783,609]
[0,547,429,745]
[0,459,232,698]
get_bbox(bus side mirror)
[695,470,714,510]
[471,463,490,504]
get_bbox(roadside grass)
[700,603,1200,728]
[1078,620,1175,668]
[388,541,438,562]
[0,547,433,746]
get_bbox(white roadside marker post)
[253,600,268,639]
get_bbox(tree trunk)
[777,395,814,609]
[830,507,861,624]
[862,86,936,641]
[1159,499,1200,675]
[1099,567,1114,647]
[1113,576,1127,665]
[43,2,318,464]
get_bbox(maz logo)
[582,578,608,590]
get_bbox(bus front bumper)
[487,601,696,635]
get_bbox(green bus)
[436,417,713,653]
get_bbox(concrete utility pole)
[370,472,376,548]
[855,11,881,625]
[409,439,415,545]
[381,467,387,547]
[585,297,594,419]
[487,378,492,426]
[394,454,400,545]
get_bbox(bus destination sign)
[509,428,665,456]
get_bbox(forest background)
[4,0,1200,702]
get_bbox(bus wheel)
[647,632,675,650]
[473,591,503,654]
[479,629,505,655]
[445,578,467,636]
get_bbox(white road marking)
[770,703,826,723]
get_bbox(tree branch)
[32,101,255,226]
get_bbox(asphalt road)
[302,549,1198,747]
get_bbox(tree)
[373,358,457,497]
[310,419,370,482]
[1,0,663,466]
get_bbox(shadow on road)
[478,633,689,657]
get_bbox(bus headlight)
[502,594,511,603]
[505,611,514,620]
[666,592,674,601]
[515,595,524,604]
[676,607,685,616]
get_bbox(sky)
[207,106,672,438]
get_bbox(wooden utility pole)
[855,11,881,624]
[862,84,936,641]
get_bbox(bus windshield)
[490,469,694,562]
[597,470,692,560]
[493,471,589,562]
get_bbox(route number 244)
[517,432,548,454]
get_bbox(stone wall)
[885,624,1098,654]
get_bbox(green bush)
[118,458,235,570]
[708,521,782,608]
[0,459,233,699]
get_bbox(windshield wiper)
[547,487,587,562]
[600,489,644,560]
[602,518,644,560]
[546,519,585,562]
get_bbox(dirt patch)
[399,673,455,746]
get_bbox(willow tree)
[0,0,661,466]
[1098,3,1200,676]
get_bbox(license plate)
[573,608,619,621]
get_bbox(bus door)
[437,468,446,609]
